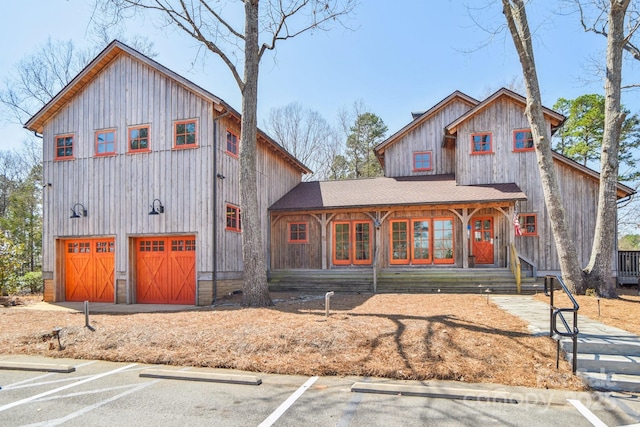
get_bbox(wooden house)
[25,40,309,305]
[268,89,635,292]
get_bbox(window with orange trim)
[413,151,432,171]
[390,220,409,264]
[226,129,239,156]
[55,134,74,160]
[471,132,492,154]
[411,219,432,264]
[95,129,116,156]
[433,218,454,264]
[390,218,453,265]
[288,222,308,243]
[129,125,150,152]
[333,220,372,265]
[226,204,241,232]
[513,129,534,151]
[519,214,537,236]
[174,119,197,148]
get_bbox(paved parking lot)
[1,356,639,426]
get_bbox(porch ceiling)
[270,174,527,212]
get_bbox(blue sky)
[0,0,638,152]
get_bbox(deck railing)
[509,243,521,294]
[544,275,579,374]
[618,250,640,284]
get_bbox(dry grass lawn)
[0,292,590,391]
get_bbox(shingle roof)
[269,174,527,211]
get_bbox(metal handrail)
[544,275,579,374]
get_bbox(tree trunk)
[584,0,629,298]
[240,0,272,307]
[502,0,586,293]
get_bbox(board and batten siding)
[42,52,303,301]
[42,54,216,278]
[454,96,600,273]
[383,99,475,178]
[215,117,303,276]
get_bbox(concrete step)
[580,371,640,392]
[571,353,640,375]
[560,336,640,357]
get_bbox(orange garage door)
[136,237,196,304]
[65,239,115,302]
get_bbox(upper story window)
[413,151,432,171]
[518,213,538,236]
[174,119,197,148]
[95,129,116,156]
[55,134,74,160]
[471,132,492,154]
[226,204,241,232]
[513,129,534,152]
[288,222,309,243]
[129,125,150,153]
[226,129,239,157]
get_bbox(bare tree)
[264,102,337,181]
[94,0,356,307]
[502,0,586,294]
[0,37,156,129]
[503,0,633,297]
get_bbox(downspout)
[212,111,230,304]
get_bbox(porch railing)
[618,250,640,284]
[509,243,521,294]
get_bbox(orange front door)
[472,217,494,264]
[65,239,115,302]
[136,237,196,304]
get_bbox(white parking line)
[568,399,608,427]
[0,363,137,413]
[258,376,319,427]
[19,380,160,427]
[2,361,97,390]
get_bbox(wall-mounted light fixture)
[149,199,165,215]
[70,203,87,219]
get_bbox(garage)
[65,238,115,302]
[136,236,196,304]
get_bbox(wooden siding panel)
[383,100,474,177]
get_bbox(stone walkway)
[491,295,640,392]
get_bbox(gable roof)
[24,40,310,175]
[445,87,565,135]
[374,90,479,156]
[270,174,526,212]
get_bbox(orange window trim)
[433,217,455,264]
[352,221,372,265]
[333,221,351,265]
[95,128,116,157]
[410,218,433,265]
[226,204,241,232]
[54,133,75,160]
[520,213,538,236]
[332,220,372,266]
[288,222,309,243]
[389,219,410,265]
[174,119,198,149]
[226,129,239,157]
[471,132,493,155]
[412,151,433,172]
[128,124,151,153]
[513,129,534,152]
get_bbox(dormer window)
[471,132,492,154]
[413,151,432,171]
